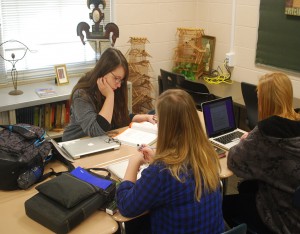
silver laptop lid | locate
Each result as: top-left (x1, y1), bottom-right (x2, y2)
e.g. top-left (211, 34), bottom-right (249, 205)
top-left (61, 136), bottom-right (120, 159)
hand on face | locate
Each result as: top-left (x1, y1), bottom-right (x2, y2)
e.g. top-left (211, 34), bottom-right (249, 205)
top-left (97, 77), bottom-right (114, 98)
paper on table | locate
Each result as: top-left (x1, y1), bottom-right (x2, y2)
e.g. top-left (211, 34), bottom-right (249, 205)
top-left (114, 122), bottom-right (157, 147)
top-left (107, 159), bottom-right (148, 180)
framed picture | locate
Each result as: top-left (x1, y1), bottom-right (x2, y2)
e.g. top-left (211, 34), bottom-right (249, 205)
top-left (201, 35), bottom-right (216, 74)
top-left (54, 64), bottom-right (69, 85)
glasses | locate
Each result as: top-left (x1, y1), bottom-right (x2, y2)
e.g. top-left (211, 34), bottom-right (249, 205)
top-left (111, 72), bottom-right (124, 84)
top-left (105, 137), bottom-right (121, 145)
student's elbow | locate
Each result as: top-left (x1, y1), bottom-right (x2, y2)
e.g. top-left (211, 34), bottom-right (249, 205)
top-left (117, 199), bottom-right (140, 218)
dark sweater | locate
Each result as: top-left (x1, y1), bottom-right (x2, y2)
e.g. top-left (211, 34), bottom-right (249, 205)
top-left (228, 115), bottom-right (300, 234)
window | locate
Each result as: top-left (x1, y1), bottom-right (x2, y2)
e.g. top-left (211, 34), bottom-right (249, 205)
top-left (0, 0), bottom-right (112, 84)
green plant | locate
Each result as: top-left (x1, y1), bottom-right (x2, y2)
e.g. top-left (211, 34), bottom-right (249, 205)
top-left (172, 62), bottom-right (198, 80)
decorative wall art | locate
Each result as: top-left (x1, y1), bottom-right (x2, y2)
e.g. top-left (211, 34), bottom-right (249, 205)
top-left (202, 35), bottom-right (216, 74)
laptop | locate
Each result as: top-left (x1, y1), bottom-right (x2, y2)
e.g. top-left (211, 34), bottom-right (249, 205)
top-left (61, 136), bottom-right (121, 159)
top-left (201, 96), bottom-right (247, 150)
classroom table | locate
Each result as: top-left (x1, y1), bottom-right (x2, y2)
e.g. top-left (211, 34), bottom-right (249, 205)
top-left (0, 115), bottom-right (233, 233)
top-left (197, 78), bottom-right (300, 108)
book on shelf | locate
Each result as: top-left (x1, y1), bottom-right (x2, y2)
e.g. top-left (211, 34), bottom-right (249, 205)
top-left (113, 121), bottom-right (157, 147)
top-left (35, 87), bottom-right (57, 98)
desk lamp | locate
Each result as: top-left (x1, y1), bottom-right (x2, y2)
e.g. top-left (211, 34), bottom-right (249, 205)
top-left (0, 40), bottom-right (33, 95)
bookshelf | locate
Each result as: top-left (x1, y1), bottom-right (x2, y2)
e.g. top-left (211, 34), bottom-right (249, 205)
top-left (0, 78), bottom-right (132, 139)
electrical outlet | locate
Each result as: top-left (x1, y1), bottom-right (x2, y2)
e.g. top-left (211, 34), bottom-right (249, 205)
top-left (226, 52), bottom-right (235, 67)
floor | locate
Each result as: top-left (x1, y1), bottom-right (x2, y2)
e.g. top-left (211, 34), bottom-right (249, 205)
top-left (225, 174), bottom-right (240, 195)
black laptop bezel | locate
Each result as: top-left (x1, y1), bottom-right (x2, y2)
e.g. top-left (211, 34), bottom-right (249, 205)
top-left (201, 96), bottom-right (238, 138)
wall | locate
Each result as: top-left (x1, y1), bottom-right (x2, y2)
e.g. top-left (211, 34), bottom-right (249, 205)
top-left (196, 0), bottom-right (300, 98)
top-left (114, 0), bottom-right (300, 99)
top-left (114, 0), bottom-right (197, 96)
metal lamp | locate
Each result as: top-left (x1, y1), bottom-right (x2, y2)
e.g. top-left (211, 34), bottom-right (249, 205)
top-left (0, 40), bottom-right (33, 95)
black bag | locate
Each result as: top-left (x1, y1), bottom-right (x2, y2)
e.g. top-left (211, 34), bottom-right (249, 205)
top-left (0, 124), bottom-right (52, 190)
top-left (25, 167), bottom-right (116, 234)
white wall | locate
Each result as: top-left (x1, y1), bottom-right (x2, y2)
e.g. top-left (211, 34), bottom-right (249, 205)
top-left (196, 0), bottom-right (300, 98)
top-left (114, 0), bottom-right (197, 95)
top-left (113, 0), bottom-right (300, 98)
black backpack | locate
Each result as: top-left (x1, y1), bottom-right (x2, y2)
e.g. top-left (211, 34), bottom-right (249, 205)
top-left (0, 123), bottom-right (73, 190)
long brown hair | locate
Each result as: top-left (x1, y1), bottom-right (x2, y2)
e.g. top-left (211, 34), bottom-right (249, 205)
top-left (258, 72), bottom-right (300, 121)
top-left (153, 89), bottom-right (221, 201)
top-left (70, 47), bottom-right (130, 127)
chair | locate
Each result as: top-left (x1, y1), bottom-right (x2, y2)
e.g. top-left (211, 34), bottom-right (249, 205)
top-left (159, 69), bottom-right (182, 94)
top-left (293, 185), bottom-right (300, 208)
top-left (241, 82), bottom-right (258, 130)
top-left (222, 223), bottom-right (247, 234)
top-left (176, 76), bottom-right (216, 110)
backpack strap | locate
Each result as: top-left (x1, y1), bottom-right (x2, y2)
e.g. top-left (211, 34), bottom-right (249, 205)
top-left (0, 124), bottom-right (38, 140)
top-left (38, 138), bottom-right (75, 182)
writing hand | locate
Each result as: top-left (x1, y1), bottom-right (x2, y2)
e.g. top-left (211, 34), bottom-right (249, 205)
top-left (138, 144), bottom-right (155, 163)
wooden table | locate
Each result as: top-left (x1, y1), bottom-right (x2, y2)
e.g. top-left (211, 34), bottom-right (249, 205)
top-left (0, 116), bottom-right (233, 233)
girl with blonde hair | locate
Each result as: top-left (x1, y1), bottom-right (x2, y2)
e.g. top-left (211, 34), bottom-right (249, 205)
top-left (117, 89), bottom-right (224, 234)
top-left (223, 72), bottom-right (300, 233)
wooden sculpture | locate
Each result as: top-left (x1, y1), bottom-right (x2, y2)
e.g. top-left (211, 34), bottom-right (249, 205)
top-left (126, 37), bottom-right (155, 114)
top-left (173, 27), bottom-right (206, 80)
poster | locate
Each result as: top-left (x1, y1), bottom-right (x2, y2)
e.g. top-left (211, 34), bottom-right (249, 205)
top-left (285, 0), bottom-right (300, 16)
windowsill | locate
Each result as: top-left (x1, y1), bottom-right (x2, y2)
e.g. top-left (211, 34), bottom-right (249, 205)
top-left (0, 77), bottom-right (79, 112)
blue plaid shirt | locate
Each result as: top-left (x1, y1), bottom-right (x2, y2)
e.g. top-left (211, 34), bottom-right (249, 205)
top-left (117, 163), bottom-right (225, 234)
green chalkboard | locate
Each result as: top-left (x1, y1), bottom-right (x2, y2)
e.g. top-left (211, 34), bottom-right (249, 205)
top-left (256, 0), bottom-right (300, 73)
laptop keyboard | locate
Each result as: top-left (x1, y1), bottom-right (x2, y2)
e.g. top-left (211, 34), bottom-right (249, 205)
top-left (215, 131), bottom-right (244, 144)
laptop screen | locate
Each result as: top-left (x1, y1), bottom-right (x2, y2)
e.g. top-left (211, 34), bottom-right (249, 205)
top-left (202, 97), bottom-right (237, 137)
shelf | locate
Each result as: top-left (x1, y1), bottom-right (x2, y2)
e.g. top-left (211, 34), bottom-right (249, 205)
top-left (0, 78), bottom-right (79, 112)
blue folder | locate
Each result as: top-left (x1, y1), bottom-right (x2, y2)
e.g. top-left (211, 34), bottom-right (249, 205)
top-left (70, 167), bottom-right (112, 190)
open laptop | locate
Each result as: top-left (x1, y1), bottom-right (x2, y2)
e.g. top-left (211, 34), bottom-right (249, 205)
top-left (201, 96), bottom-right (247, 150)
top-left (61, 136), bottom-right (121, 159)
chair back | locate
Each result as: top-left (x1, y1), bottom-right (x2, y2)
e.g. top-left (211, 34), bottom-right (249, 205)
top-left (222, 223), bottom-right (247, 234)
top-left (241, 82), bottom-right (258, 130)
top-left (177, 77), bottom-right (215, 110)
top-left (160, 69), bottom-right (182, 93)
top-left (293, 186), bottom-right (300, 209)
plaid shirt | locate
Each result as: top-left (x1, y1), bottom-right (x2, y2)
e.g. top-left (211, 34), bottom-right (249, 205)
top-left (117, 163), bottom-right (224, 234)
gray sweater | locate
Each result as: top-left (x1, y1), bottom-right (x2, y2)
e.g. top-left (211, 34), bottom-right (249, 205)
top-left (228, 115), bottom-right (300, 234)
top-left (62, 89), bottom-right (107, 141)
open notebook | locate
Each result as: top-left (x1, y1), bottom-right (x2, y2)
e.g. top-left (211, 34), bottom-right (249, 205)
top-left (107, 159), bottom-right (148, 181)
top-left (201, 96), bottom-right (246, 150)
top-left (113, 122), bottom-right (157, 147)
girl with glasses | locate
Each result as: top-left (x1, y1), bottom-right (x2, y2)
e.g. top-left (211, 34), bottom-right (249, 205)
top-left (62, 47), bottom-right (155, 141)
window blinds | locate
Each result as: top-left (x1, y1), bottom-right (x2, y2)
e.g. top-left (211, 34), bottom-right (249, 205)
top-left (0, 0), bottom-right (112, 84)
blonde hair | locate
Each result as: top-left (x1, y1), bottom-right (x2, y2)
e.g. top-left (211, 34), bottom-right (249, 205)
top-left (258, 72), bottom-right (300, 121)
top-left (153, 89), bottom-right (221, 201)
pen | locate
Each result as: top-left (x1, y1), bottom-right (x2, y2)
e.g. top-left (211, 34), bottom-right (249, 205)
top-left (137, 144), bottom-right (156, 150)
